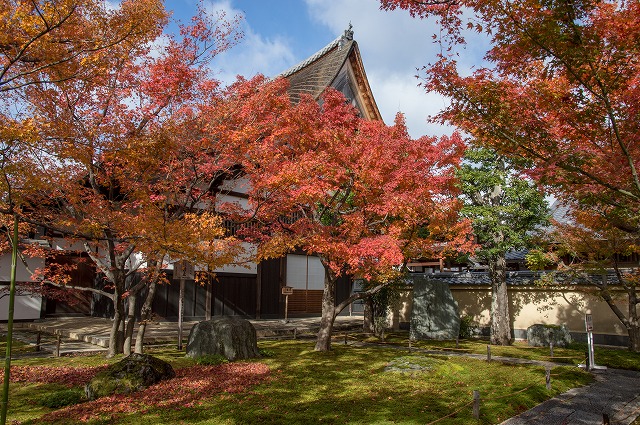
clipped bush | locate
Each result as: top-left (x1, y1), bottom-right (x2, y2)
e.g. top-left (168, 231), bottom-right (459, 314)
top-left (458, 315), bottom-right (479, 339)
top-left (39, 389), bottom-right (85, 408)
top-left (258, 348), bottom-right (275, 358)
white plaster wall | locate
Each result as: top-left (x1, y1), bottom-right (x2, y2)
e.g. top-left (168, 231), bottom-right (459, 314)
top-left (211, 243), bottom-right (257, 274)
top-left (0, 254), bottom-right (43, 282)
top-left (0, 294), bottom-right (42, 320)
top-left (219, 176), bottom-right (251, 194)
top-left (215, 193), bottom-right (249, 210)
top-left (286, 254), bottom-right (325, 290)
top-left (0, 253), bottom-right (44, 320)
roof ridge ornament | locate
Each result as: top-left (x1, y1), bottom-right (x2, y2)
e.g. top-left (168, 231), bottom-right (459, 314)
top-left (344, 23), bottom-right (354, 40)
top-left (338, 23), bottom-right (353, 50)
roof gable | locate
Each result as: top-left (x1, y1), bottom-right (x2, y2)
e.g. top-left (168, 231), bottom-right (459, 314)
top-left (278, 27), bottom-right (382, 122)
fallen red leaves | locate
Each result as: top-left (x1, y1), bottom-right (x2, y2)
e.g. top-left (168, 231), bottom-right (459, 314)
top-left (33, 362), bottom-right (271, 423)
top-left (2, 365), bottom-right (109, 387)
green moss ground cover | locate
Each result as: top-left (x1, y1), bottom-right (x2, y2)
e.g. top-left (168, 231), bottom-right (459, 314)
top-left (0, 338), bottom-right (596, 425)
top-left (355, 332), bottom-right (640, 370)
top-left (0, 335), bottom-right (37, 356)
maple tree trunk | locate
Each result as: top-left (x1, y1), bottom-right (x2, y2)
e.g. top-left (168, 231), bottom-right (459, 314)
top-left (108, 304), bottom-right (124, 358)
top-left (489, 255), bottom-right (512, 345)
top-left (107, 282), bottom-right (126, 358)
top-left (123, 293), bottom-right (137, 356)
top-left (628, 324), bottom-right (640, 353)
top-left (596, 276), bottom-right (640, 353)
top-left (363, 299), bottom-right (374, 334)
top-left (135, 281), bottom-right (157, 354)
top-left (315, 272), bottom-right (337, 352)
top-left (626, 286), bottom-right (640, 353)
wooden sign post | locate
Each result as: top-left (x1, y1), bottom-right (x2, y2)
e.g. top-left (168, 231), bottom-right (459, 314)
top-left (282, 286), bottom-right (293, 323)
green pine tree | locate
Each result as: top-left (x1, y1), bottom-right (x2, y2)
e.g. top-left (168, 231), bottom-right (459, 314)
top-left (458, 146), bottom-right (549, 345)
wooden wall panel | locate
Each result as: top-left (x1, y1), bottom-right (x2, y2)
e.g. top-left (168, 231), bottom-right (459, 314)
top-left (288, 289), bottom-right (323, 314)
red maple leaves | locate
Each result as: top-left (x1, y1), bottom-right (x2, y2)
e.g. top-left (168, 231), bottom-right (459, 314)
top-left (3, 365), bottom-right (108, 388)
top-left (5, 362), bottom-right (270, 423)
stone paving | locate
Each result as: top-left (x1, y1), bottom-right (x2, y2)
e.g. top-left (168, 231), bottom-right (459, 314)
top-left (2, 316), bottom-right (640, 424)
top-left (4, 315), bottom-right (363, 353)
top-left (499, 368), bottom-right (640, 425)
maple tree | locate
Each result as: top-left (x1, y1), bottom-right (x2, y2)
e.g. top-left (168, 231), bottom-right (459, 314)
top-left (1, 0), bottom-right (168, 260)
top-left (1, 0), bottom-right (168, 212)
top-left (458, 146), bottom-right (549, 345)
top-left (0, 2), bottom-right (171, 420)
top-left (379, 0), bottom-right (640, 234)
top-left (381, 0), bottom-right (640, 348)
top-left (218, 79), bottom-right (472, 351)
top-left (8, 4), bottom-right (244, 357)
top-left (527, 209), bottom-right (640, 351)
top-left (0, 0), bottom-right (167, 93)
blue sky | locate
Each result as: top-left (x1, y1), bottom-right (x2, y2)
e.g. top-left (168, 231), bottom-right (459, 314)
top-left (164, 0), bottom-right (486, 138)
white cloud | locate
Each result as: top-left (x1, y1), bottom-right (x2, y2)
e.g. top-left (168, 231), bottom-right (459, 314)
top-left (146, 34), bottom-right (171, 60)
top-left (368, 71), bottom-right (453, 138)
top-left (104, 1), bottom-right (119, 11)
top-left (199, 0), bottom-right (487, 138)
top-left (303, 0), bottom-right (485, 138)
top-left (204, 1), bottom-right (296, 83)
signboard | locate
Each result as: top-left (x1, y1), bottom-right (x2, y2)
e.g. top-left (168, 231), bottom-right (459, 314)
top-left (281, 286), bottom-right (294, 296)
top-left (173, 260), bottom-right (195, 280)
top-left (585, 314), bottom-right (593, 332)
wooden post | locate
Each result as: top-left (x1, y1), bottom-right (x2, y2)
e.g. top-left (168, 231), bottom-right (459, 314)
top-left (456, 337), bottom-right (459, 349)
top-left (255, 263), bottom-right (262, 319)
top-left (55, 334), bottom-right (61, 357)
top-left (545, 367), bottom-right (551, 390)
top-left (178, 277), bottom-right (185, 351)
top-left (205, 281), bottom-right (212, 321)
top-left (550, 340), bottom-right (554, 357)
top-left (472, 390), bottom-right (480, 419)
top-left (487, 345), bottom-right (491, 362)
top-left (1, 215), bottom-right (19, 425)
top-left (35, 332), bottom-right (41, 352)
top-left (284, 294), bottom-right (289, 323)
top-left (293, 328), bottom-right (297, 340)
top-left (344, 333), bottom-right (348, 345)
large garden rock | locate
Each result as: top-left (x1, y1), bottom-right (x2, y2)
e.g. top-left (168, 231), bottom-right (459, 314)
top-left (186, 316), bottom-right (260, 361)
top-left (410, 276), bottom-right (460, 340)
top-left (85, 353), bottom-right (175, 400)
top-left (527, 324), bottom-right (572, 347)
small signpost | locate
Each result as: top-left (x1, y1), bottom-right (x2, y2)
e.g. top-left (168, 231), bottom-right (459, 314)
top-left (282, 286), bottom-right (293, 323)
top-left (579, 313), bottom-right (607, 371)
top-left (173, 260), bottom-right (195, 350)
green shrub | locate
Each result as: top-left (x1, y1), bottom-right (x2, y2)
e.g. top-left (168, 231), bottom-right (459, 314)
top-left (39, 389), bottom-right (85, 409)
top-left (258, 348), bottom-right (275, 357)
top-left (459, 315), bottom-right (478, 339)
top-left (195, 354), bottom-right (229, 365)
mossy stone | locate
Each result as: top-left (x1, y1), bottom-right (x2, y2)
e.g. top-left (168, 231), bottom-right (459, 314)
top-left (85, 353), bottom-right (175, 400)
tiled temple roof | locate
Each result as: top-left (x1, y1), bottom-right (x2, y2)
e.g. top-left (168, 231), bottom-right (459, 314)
top-left (410, 271), bottom-right (622, 286)
top-left (278, 26), bottom-right (382, 121)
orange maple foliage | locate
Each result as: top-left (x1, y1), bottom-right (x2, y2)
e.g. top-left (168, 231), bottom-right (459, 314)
top-left (212, 77), bottom-right (473, 350)
top-left (382, 0), bottom-right (640, 351)
top-left (4, 3), bottom-right (243, 356)
top-left (381, 0), bottom-right (640, 234)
